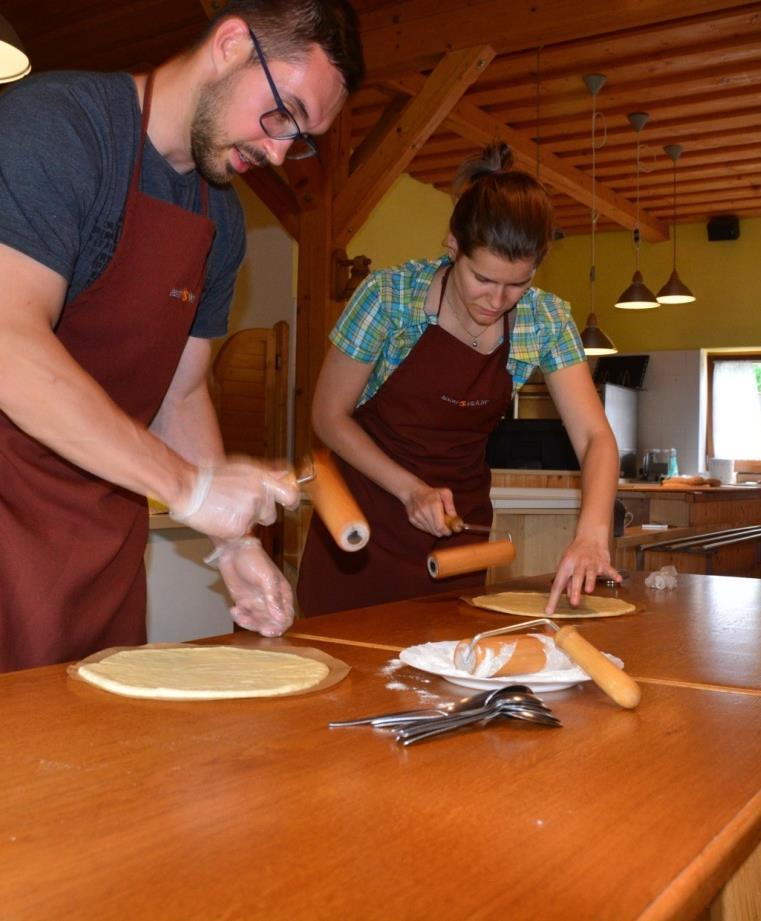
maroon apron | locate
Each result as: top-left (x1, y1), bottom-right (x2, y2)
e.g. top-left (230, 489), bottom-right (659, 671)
top-left (0, 74), bottom-right (216, 671)
top-left (297, 270), bottom-right (513, 616)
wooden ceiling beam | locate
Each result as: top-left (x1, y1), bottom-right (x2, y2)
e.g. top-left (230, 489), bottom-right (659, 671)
top-left (600, 151), bottom-right (761, 175)
top-left (506, 84), bottom-right (761, 138)
top-left (475, 58), bottom-right (761, 127)
top-left (332, 45), bottom-right (495, 247)
top-left (619, 173), bottom-right (761, 197)
top-left (383, 73), bottom-right (668, 242)
top-left (565, 137), bottom-right (761, 171)
top-left (349, 95), bottom-right (410, 177)
top-left (469, 25), bottom-right (761, 103)
top-left (445, 103), bottom-right (667, 241)
top-left (359, 0), bottom-right (755, 79)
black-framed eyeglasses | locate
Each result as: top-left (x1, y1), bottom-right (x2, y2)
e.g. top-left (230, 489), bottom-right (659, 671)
top-left (248, 26), bottom-right (318, 160)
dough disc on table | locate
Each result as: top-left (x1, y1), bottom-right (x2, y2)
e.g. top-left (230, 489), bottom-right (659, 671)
top-left (77, 646), bottom-right (330, 700)
top-left (469, 591), bottom-right (636, 618)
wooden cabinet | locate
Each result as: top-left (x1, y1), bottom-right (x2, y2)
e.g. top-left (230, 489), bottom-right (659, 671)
top-left (616, 483), bottom-right (761, 528)
top-left (488, 471), bottom-right (580, 580)
top-left (614, 484), bottom-right (761, 577)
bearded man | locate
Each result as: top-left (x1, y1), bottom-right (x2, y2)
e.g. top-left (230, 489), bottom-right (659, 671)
top-left (0, 0), bottom-right (364, 671)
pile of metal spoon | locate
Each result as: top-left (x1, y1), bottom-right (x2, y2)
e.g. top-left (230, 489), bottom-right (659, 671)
top-left (329, 684), bottom-right (561, 746)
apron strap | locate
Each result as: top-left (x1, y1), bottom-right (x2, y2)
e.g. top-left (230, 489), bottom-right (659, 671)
top-left (437, 265), bottom-right (452, 318)
top-left (128, 72), bottom-right (210, 217)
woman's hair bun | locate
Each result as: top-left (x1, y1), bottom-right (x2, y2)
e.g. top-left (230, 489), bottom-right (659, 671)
top-left (448, 143), bottom-right (554, 265)
top-left (452, 143), bottom-right (514, 196)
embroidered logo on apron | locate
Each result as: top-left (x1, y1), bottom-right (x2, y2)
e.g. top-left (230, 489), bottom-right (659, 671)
top-left (169, 287), bottom-right (196, 303)
top-left (441, 395), bottom-right (490, 408)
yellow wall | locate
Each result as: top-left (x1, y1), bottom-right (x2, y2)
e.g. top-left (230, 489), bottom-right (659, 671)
top-left (536, 219), bottom-right (761, 352)
top-left (349, 173), bottom-right (453, 269)
top-left (348, 173), bottom-right (761, 353)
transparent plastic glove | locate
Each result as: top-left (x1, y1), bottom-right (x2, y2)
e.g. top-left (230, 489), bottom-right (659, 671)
top-left (207, 537), bottom-right (294, 637)
top-left (645, 565), bottom-right (678, 591)
top-left (169, 463), bottom-right (299, 541)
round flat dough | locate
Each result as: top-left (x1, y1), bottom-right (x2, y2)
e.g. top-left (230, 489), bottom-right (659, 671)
top-left (470, 590), bottom-right (636, 618)
top-left (77, 646), bottom-right (330, 700)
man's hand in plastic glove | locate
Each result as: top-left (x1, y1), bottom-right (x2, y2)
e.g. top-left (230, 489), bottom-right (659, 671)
top-left (208, 537), bottom-right (294, 636)
top-left (169, 461), bottom-right (299, 541)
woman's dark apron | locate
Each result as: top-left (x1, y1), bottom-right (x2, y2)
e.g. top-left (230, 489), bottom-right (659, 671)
top-left (0, 74), bottom-right (215, 670)
top-left (298, 279), bottom-right (513, 616)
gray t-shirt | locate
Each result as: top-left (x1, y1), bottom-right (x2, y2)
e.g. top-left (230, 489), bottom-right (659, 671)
top-left (0, 70), bottom-right (245, 337)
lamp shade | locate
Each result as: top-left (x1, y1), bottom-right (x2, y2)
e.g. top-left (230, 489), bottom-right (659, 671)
top-left (656, 269), bottom-right (696, 305)
top-left (580, 313), bottom-right (617, 356)
top-left (614, 270), bottom-right (659, 310)
top-left (0, 14), bottom-right (31, 84)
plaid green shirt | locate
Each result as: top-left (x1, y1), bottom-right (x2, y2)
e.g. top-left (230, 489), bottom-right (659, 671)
top-left (330, 254), bottom-right (585, 407)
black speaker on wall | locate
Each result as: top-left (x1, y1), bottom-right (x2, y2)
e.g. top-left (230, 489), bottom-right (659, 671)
top-left (707, 214), bottom-right (740, 241)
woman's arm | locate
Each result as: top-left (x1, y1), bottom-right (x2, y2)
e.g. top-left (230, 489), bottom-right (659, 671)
top-left (312, 346), bottom-right (457, 535)
top-left (543, 361), bottom-right (621, 613)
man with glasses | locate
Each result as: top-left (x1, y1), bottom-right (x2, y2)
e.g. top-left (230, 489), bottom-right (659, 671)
top-left (0, 0), bottom-right (364, 671)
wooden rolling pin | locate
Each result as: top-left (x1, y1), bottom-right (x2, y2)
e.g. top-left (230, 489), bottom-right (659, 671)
top-left (554, 625), bottom-right (641, 709)
top-left (303, 449), bottom-right (370, 552)
top-left (455, 620), bottom-right (641, 709)
top-left (454, 634), bottom-right (546, 676)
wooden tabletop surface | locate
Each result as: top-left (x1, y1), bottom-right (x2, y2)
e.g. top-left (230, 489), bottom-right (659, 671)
top-left (2, 573), bottom-right (761, 921)
top-left (290, 572), bottom-right (761, 693)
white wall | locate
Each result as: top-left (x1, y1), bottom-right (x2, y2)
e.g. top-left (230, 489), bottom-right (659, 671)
top-left (636, 350), bottom-right (704, 474)
top-left (227, 179), bottom-right (295, 331)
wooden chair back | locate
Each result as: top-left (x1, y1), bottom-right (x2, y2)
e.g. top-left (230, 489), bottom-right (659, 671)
top-left (211, 322), bottom-right (289, 565)
top-left (212, 322), bottom-right (289, 460)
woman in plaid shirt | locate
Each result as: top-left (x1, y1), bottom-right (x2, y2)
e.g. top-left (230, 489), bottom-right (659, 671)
top-left (298, 143), bottom-right (621, 616)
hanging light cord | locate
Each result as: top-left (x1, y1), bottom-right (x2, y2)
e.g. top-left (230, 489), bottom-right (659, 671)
top-left (535, 46), bottom-right (542, 178)
top-left (634, 129), bottom-right (642, 271)
top-left (589, 89), bottom-right (606, 310)
top-left (671, 158), bottom-right (678, 271)
top-left (590, 88), bottom-right (598, 313)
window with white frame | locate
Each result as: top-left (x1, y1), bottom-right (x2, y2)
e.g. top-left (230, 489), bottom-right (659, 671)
top-left (708, 355), bottom-right (761, 465)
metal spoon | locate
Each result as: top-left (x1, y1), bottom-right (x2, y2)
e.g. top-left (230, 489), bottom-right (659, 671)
top-left (328, 684), bottom-right (532, 728)
top-left (394, 695), bottom-right (558, 737)
top-left (396, 694), bottom-right (561, 745)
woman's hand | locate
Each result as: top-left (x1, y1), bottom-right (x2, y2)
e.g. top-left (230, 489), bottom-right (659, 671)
top-left (403, 483), bottom-right (458, 536)
top-left (546, 529), bottom-right (621, 615)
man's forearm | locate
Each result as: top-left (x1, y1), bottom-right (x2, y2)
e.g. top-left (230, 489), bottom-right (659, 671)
top-left (0, 325), bottom-right (195, 507)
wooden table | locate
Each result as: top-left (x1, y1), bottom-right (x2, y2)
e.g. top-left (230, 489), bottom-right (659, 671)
top-left (2, 573), bottom-right (761, 921)
top-left (290, 572), bottom-right (761, 693)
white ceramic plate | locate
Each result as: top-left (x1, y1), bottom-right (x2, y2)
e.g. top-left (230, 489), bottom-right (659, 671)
top-left (398, 641), bottom-right (624, 694)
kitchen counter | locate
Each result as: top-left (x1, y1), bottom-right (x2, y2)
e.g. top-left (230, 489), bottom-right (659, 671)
top-left (617, 482), bottom-right (761, 528)
top-left (617, 482), bottom-right (761, 496)
top-left (2, 572), bottom-right (761, 921)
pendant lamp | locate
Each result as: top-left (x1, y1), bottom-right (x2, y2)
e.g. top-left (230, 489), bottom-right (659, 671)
top-left (0, 14), bottom-right (30, 84)
top-left (580, 74), bottom-right (617, 356)
top-left (656, 144), bottom-right (695, 304)
top-left (615, 112), bottom-right (658, 310)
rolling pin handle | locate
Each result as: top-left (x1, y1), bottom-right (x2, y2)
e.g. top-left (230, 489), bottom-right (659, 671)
top-left (554, 625), bottom-right (641, 709)
top-left (444, 514), bottom-right (465, 533)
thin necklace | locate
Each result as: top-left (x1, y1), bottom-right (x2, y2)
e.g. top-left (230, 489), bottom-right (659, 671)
top-left (445, 286), bottom-right (486, 348)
